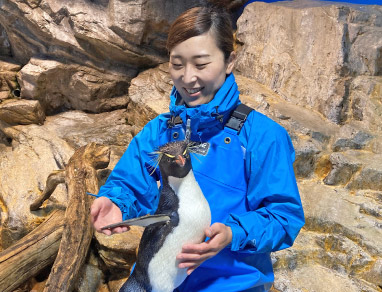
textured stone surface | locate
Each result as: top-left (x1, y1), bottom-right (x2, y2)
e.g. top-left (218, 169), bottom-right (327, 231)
top-left (0, 0), bottom-right (199, 68)
top-left (0, 24), bottom-right (11, 57)
top-left (0, 58), bottom-right (21, 101)
top-left (94, 227), bottom-right (144, 275)
top-left (235, 1), bottom-right (382, 124)
top-left (43, 109), bottom-right (132, 150)
top-left (127, 63), bottom-right (172, 129)
top-left (323, 152), bottom-right (361, 186)
top-left (0, 121), bottom-right (73, 249)
top-left (17, 58), bottom-right (133, 114)
top-left (0, 99), bottom-right (45, 125)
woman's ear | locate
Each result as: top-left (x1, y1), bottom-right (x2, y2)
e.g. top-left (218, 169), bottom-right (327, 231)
top-left (225, 51), bottom-right (236, 74)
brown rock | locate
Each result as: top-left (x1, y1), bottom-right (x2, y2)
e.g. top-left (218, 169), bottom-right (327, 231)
top-left (0, 58), bottom-right (22, 102)
top-left (18, 58), bottom-right (133, 114)
top-left (94, 227), bottom-right (143, 274)
top-left (0, 99), bottom-right (45, 125)
top-left (0, 120), bottom-right (74, 248)
top-left (127, 63), bottom-right (172, 128)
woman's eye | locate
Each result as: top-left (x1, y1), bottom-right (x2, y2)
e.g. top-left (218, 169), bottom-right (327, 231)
top-left (171, 63), bottom-right (183, 69)
top-left (196, 63), bottom-right (208, 69)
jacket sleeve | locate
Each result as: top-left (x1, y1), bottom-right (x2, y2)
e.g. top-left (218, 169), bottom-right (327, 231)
top-left (225, 114), bottom-right (305, 253)
top-left (96, 118), bottom-right (161, 220)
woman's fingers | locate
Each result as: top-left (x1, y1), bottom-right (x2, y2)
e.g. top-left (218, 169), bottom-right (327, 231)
top-left (90, 197), bottom-right (127, 235)
top-left (176, 223), bottom-right (233, 274)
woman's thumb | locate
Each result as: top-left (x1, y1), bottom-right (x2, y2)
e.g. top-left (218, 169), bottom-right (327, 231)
top-left (90, 200), bottom-right (101, 218)
top-left (206, 223), bottom-right (220, 238)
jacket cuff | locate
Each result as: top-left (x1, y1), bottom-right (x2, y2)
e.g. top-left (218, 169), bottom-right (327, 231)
top-left (101, 187), bottom-right (136, 220)
top-left (109, 197), bottom-right (131, 220)
top-left (225, 221), bottom-right (248, 251)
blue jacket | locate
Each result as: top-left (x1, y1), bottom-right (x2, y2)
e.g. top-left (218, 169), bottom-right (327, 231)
top-left (97, 73), bottom-right (305, 291)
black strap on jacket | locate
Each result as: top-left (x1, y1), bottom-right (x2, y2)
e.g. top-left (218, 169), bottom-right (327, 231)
top-left (225, 103), bottom-right (253, 134)
top-left (167, 115), bottom-right (183, 128)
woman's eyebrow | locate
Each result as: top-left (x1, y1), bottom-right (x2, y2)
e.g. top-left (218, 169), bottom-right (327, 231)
top-left (193, 54), bottom-right (210, 59)
top-left (170, 54), bottom-right (211, 59)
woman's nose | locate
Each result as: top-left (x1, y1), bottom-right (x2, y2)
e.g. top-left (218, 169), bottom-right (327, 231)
top-left (182, 65), bottom-right (197, 83)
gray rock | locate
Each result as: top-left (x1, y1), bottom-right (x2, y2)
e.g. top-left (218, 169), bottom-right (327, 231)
top-left (76, 250), bottom-right (104, 292)
top-left (324, 152), bottom-right (361, 186)
top-left (333, 131), bottom-right (374, 152)
top-left (0, 0), bottom-right (199, 68)
top-left (293, 139), bottom-right (321, 178)
top-left (0, 24), bottom-right (11, 56)
top-left (272, 264), bottom-right (380, 292)
top-left (235, 1), bottom-right (382, 124)
top-left (348, 77), bottom-right (382, 132)
top-left (299, 180), bottom-right (382, 257)
top-left (348, 165), bottom-right (382, 191)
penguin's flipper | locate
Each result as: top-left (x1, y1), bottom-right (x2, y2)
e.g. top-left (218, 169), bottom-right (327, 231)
top-left (101, 214), bottom-right (170, 230)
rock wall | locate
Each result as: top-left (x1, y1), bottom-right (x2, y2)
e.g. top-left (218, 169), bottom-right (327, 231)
top-left (235, 1), bottom-right (382, 125)
top-left (0, 0), bottom-right (381, 292)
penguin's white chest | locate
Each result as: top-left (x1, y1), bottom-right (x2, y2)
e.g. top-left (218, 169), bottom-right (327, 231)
top-left (148, 170), bottom-right (211, 292)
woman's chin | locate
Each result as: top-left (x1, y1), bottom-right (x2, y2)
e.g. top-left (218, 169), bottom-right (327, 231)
top-left (182, 95), bottom-right (213, 107)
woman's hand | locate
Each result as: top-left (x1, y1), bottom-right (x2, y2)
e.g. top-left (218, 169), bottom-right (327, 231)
top-left (176, 223), bottom-right (232, 275)
top-left (90, 196), bottom-right (129, 235)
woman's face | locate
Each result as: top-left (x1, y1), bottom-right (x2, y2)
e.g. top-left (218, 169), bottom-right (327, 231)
top-left (169, 32), bottom-right (235, 107)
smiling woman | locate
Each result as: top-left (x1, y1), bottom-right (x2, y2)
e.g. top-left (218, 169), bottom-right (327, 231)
top-left (168, 32), bottom-right (235, 107)
top-left (166, 6), bottom-right (235, 107)
top-left (91, 2), bottom-right (305, 292)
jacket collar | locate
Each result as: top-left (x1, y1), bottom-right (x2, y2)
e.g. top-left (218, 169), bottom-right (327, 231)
top-left (169, 73), bottom-right (240, 137)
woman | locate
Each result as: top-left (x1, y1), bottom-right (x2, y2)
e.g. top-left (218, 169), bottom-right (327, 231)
top-left (91, 4), bottom-right (304, 292)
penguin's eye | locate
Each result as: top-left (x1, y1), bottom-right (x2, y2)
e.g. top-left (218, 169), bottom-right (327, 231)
top-left (163, 153), bottom-right (174, 163)
top-left (164, 153), bottom-right (175, 158)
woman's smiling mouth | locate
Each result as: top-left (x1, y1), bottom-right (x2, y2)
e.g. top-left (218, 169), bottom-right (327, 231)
top-left (185, 87), bottom-right (203, 94)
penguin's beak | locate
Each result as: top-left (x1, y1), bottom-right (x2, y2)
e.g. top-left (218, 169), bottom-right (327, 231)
top-left (175, 155), bottom-right (186, 167)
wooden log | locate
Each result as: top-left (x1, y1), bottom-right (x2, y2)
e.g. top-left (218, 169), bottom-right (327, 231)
top-left (43, 143), bottom-right (110, 292)
top-left (30, 170), bottom-right (66, 211)
top-left (0, 209), bottom-right (65, 292)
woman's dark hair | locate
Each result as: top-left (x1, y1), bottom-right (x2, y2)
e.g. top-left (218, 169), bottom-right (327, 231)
top-left (166, 5), bottom-right (234, 61)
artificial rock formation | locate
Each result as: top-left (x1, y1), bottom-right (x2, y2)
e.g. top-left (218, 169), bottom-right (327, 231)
top-left (235, 1), bottom-right (382, 125)
top-left (0, 99), bottom-right (45, 125)
top-left (0, 1), bottom-right (381, 292)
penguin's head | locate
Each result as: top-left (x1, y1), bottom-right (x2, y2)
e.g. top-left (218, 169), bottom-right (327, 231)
top-left (156, 140), bottom-right (192, 179)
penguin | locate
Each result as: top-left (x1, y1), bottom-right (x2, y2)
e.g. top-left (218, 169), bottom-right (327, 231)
top-left (118, 139), bottom-right (211, 292)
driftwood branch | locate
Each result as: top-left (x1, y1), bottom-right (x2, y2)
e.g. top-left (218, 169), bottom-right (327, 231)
top-left (0, 209), bottom-right (65, 292)
top-left (43, 142), bottom-right (110, 292)
top-left (0, 143), bottom-right (110, 292)
top-left (30, 170), bottom-right (66, 211)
